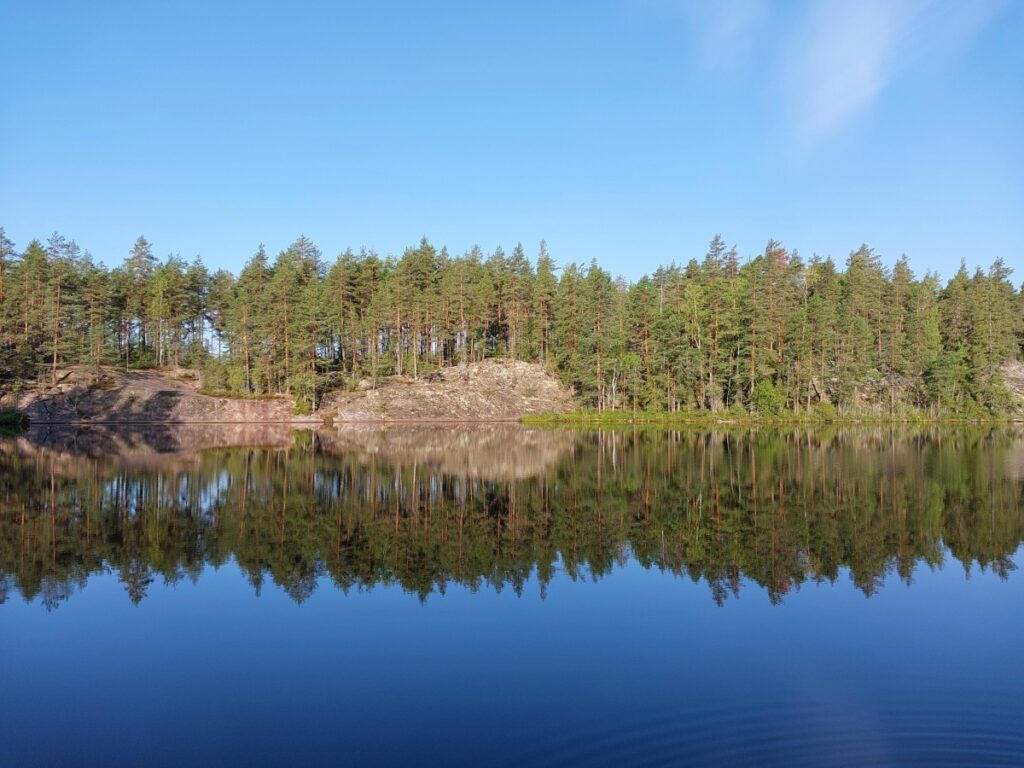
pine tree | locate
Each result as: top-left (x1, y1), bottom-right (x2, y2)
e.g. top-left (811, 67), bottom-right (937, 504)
top-left (0, 225), bottom-right (1020, 417)
top-left (531, 241), bottom-right (557, 367)
top-left (125, 236), bottom-right (157, 363)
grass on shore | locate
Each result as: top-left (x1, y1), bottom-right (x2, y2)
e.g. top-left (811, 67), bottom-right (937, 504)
top-left (197, 388), bottom-right (288, 400)
top-left (521, 407), bottom-right (1021, 427)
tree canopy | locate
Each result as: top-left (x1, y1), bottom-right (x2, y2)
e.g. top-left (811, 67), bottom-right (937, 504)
top-left (1, 226), bottom-right (1021, 415)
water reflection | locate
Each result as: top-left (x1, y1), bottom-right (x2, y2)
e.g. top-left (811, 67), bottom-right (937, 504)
top-left (1, 425), bottom-right (1021, 608)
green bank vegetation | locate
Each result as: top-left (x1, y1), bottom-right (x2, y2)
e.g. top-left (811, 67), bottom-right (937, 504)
top-left (523, 404), bottom-right (1019, 426)
top-left (0, 407), bottom-right (27, 429)
top-left (1, 227), bottom-right (1021, 416)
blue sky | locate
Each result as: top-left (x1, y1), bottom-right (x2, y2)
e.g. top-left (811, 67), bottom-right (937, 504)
top-left (1, 0), bottom-right (1021, 281)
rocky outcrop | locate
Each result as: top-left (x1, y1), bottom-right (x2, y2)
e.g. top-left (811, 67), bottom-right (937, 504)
top-left (14, 366), bottom-right (319, 424)
top-left (320, 359), bottom-right (574, 422)
top-left (1003, 361), bottom-right (1024, 417)
top-left (9, 360), bottom-right (575, 424)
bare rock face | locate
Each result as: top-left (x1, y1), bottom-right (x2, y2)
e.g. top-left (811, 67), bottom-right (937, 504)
top-left (320, 359), bottom-right (575, 422)
top-left (16, 366), bottom-right (319, 424)
top-left (1003, 362), bottom-right (1024, 417)
top-left (11, 360), bottom-right (574, 425)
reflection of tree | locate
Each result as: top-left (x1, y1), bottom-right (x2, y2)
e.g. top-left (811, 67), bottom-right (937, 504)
top-left (0, 427), bottom-right (1021, 608)
top-left (119, 559), bottom-right (154, 605)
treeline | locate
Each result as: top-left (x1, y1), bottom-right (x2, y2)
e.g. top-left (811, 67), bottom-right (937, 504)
top-left (1, 227), bottom-right (1022, 414)
top-left (2, 428), bottom-right (1021, 607)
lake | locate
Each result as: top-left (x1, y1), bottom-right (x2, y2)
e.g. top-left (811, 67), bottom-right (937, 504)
top-left (2, 424), bottom-right (1022, 767)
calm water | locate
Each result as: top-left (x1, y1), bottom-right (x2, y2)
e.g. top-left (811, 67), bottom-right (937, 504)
top-left (2, 424), bottom-right (1022, 767)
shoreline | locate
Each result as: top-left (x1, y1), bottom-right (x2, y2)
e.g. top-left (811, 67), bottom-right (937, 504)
top-left (522, 413), bottom-right (1024, 426)
top-left (10, 363), bottom-right (1022, 427)
top-left (10, 414), bottom-right (1023, 428)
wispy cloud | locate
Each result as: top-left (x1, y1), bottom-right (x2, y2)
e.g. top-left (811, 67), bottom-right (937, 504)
top-left (639, 0), bottom-right (768, 69)
top-left (784, 0), bottom-right (1007, 139)
top-left (694, 0), bottom-right (768, 53)
top-left (646, 0), bottom-right (1008, 138)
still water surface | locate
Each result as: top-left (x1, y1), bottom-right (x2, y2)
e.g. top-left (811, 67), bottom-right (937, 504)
top-left (2, 424), bottom-right (1022, 767)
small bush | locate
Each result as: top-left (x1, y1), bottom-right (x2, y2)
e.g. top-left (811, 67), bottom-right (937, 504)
top-left (752, 380), bottom-right (785, 417)
top-left (0, 407), bottom-right (28, 428)
top-left (201, 361), bottom-right (229, 393)
top-left (813, 401), bottom-right (838, 422)
top-left (727, 401), bottom-right (748, 418)
top-left (957, 396), bottom-right (990, 421)
top-left (227, 365), bottom-right (249, 394)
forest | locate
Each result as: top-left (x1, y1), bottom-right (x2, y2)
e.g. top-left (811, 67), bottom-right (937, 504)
top-left (1, 226), bottom-right (1022, 416)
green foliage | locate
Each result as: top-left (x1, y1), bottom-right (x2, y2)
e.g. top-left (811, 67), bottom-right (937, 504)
top-left (752, 379), bottom-right (785, 416)
top-left (925, 350), bottom-right (968, 411)
top-left (0, 407), bottom-right (27, 428)
top-left (289, 371), bottom-right (316, 413)
top-left (0, 225), bottom-right (1021, 417)
top-left (813, 401), bottom-right (838, 422)
top-left (200, 359), bottom-right (230, 393)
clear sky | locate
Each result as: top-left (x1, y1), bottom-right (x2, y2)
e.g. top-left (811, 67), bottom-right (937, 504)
top-left (1, 0), bottom-right (1021, 281)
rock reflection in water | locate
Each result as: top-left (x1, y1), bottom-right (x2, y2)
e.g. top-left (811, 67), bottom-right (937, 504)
top-left (0, 425), bottom-right (1021, 608)
top-left (320, 423), bottom-right (576, 480)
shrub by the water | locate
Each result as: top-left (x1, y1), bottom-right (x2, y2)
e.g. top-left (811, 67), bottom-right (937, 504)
top-left (752, 380), bottom-right (785, 417)
top-left (0, 407), bottom-right (28, 429)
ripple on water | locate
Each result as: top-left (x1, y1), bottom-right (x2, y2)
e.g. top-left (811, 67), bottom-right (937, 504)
top-left (497, 690), bottom-right (1024, 767)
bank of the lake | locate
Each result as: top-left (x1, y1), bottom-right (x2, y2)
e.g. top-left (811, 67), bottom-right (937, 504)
top-left (0, 406), bottom-right (28, 428)
top-left (8, 359), bottom-right (1023, 426)
top-left (522, 409), bottom-right (1024, 427)
top-left (9, 360), bottom-right (575, 425)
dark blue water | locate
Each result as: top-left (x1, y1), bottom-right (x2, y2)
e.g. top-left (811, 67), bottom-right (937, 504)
top-left (2, 425), bottom-right (1022, 766)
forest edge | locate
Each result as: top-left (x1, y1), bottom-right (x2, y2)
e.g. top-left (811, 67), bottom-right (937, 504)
top-left (5, 358), bottom-right (1023, 426)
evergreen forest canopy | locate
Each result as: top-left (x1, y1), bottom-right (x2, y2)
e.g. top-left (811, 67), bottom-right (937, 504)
top-left (1, 226), bottom-right (1022, 416)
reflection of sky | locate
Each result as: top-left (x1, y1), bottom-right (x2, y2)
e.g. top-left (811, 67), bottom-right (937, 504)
top-left (4, 548), bottom-right (1022, 767)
